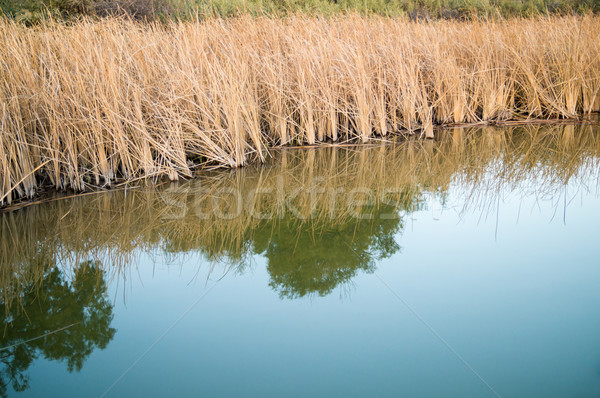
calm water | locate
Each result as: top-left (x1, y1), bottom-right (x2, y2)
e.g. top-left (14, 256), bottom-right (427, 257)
top-left (1, 124), bottom-right (600, 397)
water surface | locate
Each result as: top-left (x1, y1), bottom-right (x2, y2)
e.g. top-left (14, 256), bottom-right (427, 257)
top-left (1, 124), bottom-right (600, 397)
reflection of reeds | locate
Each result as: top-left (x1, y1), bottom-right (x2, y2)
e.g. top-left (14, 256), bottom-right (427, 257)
top-left (1, 123), bottom-right (598, 308)
top-left (1, 16), bottom-right (599, 204)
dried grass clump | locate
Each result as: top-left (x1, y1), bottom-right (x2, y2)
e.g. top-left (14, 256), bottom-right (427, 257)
top-left (1, 15), bottom-right (599, 205)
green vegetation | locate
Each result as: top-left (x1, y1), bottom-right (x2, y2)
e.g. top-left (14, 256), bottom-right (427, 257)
top-left (0, 261), bottom-right (115, 397)
top-left (0, 0), bottom-right (598, 22)
top-left (255, 202), bottom-right (404, 298)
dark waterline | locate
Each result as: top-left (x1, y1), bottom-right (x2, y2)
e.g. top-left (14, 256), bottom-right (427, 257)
top-left (1, 123), bottom-right (600, 397)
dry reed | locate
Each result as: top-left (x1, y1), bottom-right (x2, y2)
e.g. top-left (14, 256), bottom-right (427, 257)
top-left (1, 15), bottom-right (599, 205)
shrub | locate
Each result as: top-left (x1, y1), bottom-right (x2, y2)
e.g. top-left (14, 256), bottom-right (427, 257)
top-left (0, 0), bottom-right (176, 22)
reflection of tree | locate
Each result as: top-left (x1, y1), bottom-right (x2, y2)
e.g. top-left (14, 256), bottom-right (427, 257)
top-left (0, 261), bottom-right (115, 397)
top-left (251, 191), bottom-right (417, 299)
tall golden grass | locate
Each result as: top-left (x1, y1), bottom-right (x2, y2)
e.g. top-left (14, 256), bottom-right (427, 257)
top-left (1, 15), bottom-right (599, 204)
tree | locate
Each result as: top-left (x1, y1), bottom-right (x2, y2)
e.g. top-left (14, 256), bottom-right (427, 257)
top-left (0, 261), bottom-right (116, 397)
top-left (250, 200), bottom-right (409, 299)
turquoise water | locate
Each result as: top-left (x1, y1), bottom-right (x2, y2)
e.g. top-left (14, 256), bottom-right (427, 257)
top-left (1, 124), bottom-right (600, 397)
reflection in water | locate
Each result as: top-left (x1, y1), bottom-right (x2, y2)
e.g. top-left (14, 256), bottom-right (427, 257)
top-left (0, 261), bottom-right (115, 397)
top-left (254, 200), bottom-right (405, 298)
top-left (1, 123), bottom-right (599, 300)
top-left (0, 123), bottom-right (599, 395)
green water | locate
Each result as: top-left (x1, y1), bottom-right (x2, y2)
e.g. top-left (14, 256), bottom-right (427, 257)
top-left (1, 124), bottom-right (599, 397)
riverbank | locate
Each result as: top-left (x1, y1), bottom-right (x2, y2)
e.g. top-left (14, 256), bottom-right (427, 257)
top-left (1, 15), bottom-right (599, 206)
